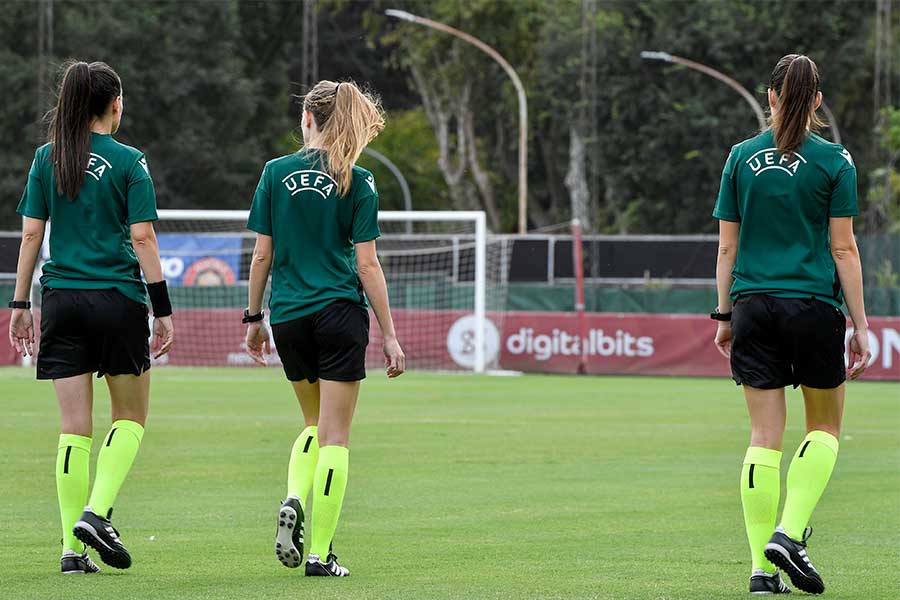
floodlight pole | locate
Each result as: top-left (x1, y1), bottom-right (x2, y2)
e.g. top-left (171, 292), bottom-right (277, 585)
top-left (386, 9), bottom-right (529, 234)
top-left (640, 51), bottom-right (841, 143)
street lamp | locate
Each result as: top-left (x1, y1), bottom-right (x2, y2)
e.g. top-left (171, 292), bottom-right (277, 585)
top-left (386, 9), bottom-right (529, 234)
top-left (640, 51), bottom-right (841, 144)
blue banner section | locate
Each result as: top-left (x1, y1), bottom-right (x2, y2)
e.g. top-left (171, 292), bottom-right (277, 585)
top-left (157, 234), bottom-right (242, 286)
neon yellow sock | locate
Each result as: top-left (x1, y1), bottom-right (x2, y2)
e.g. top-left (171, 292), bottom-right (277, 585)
top-left (88, 420), bottom-right (144, 517)
top-left (741, 446), bottom-right (781, 573)
top-left (57, 434), bottom-right (92, 553)
top-left (780, 431), bottom-right (839, 540)
top-left (309, 445), bottom-right (349, 558)
top-left (287, 425), bottom-right (319, 504)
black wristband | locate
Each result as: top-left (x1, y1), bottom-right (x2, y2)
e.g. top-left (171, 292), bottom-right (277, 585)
top-left (710, 308), bottom-right (732, 322)
top-left (243, 308), bottom-right (264, 324)
top-left (147, 281), bottom-right (173, 317)
top-left (8, 300), bottom-right (31, 309)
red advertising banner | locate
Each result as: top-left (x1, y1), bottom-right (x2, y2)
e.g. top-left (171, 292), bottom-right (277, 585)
top-left (2, 309), bottom-right (899, 381)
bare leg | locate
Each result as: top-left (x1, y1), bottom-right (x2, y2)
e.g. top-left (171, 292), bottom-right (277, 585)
top-left (54, 373), bottom-right (93, 553)
top-left (745, 385), bottom-right (787, 451)
top-left (105, 372), bottom-right (150, 426)
top-left (55, 374), bottom-right (94, 436)
top-left (317, 380), bottom-right (360, 447)
top-left (306, 379), bottom-right (360, 562)
top-left (800, 384), bottom-right (844, 438)
top-left (741, 385), bottom-right (786, 575)
top-left (85, 372), bottom-right (150, 519)
top-left (292, 379), bottom-right (320, 426)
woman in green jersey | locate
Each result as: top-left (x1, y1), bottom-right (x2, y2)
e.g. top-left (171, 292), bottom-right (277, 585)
top-left (712, 55), bottom-right (871, 595)
top-left (244, 80), bottom-right (405, 577)
top-left (9, 61), bottom-right (174, 573)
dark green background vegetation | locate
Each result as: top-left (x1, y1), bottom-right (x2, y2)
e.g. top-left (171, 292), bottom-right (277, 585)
top-left (1, 0), bottom-right (898, 234)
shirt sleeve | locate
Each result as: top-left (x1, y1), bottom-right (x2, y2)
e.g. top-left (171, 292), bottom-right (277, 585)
top-left (16, 150), bottom-right (49, 221)
top-left (829, 150), bottom-right (858, 217)
top-left (352, 172), bottom-right (380, 243)
top-left (247, 165), bottom-right (272, 236)
top-left (126, 154), bottom-right (159, 224)
top-left (712, 146), bottom-right (740, 222)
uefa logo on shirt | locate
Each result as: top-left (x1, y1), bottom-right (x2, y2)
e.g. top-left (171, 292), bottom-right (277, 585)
top-left (86, 153), bottom-right (112, 181)
top-left (282, 170), bottom-right (337, 198)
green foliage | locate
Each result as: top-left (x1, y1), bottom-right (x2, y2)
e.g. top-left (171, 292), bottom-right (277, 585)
top-left (358, 108), bottom-right (450, 211)
top-left (1, 1), bottom-right (897, 235)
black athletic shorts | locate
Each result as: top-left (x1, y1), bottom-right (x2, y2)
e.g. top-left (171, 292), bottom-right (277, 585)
top-left (271, 300), bottom-right (369, 383)
top-left (730, 294), bottom-right (846, 390)
top-left (37, 288), bottom-right (151, 380)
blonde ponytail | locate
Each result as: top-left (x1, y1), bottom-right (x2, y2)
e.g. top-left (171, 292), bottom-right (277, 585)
top-left (303, 80), bottom-right (385, 196)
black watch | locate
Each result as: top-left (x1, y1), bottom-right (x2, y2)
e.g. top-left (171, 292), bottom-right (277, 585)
top-left (710, 308), bottom-right (732, 322)
top-left (8, 300), bottom-right (31, 309)
top-left (242, 308), bottom-right (264, 324)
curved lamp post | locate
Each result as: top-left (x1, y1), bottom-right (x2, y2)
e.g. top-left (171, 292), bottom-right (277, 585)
top-left (386, 8), bottom-right (529, 233)
top-left (641, 51), bottom-right (841, 144)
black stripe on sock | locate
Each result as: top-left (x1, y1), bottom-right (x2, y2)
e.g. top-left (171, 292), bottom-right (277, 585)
top-left (748, 463), bottom-right (755, 488)
top-left (63, 446), bottom-right (72, 474)
top-left (106, 429), bottom-right (117, 447)
top-left (323, 468), bottom-right (334, 496)
top-left (303, 436), bottom-right (314, 453)
top-left (799, 440), bottom-right (811, 457)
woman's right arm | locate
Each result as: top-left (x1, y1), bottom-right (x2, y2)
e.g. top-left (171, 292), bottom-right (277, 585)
top-left (830, 216), bottom-right (870, 379)
top-left (356, 240), bottom-right (405, 377)
top-left (8, 217), bottom-right (45, 356)
top-left (131, 221), bottom-right (174, 358)
top-left (244, 233), bottom-right (273, 366)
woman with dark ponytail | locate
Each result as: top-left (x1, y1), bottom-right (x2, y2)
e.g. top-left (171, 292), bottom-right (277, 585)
top-left (244, 80), bottom-right (405, 577)
top-left (9, 60), bottom-right (174, 574)
top-left (712, 54), bottom-right (869, 595)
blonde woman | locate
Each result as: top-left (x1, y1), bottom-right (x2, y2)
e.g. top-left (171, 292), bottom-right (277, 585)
top-left (244, 80), bottom-right (405, 577)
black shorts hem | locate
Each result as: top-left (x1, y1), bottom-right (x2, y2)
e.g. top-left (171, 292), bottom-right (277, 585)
top-left (36, 363), bottom-right (151, 381)
top-left (732, 376), bottom-right (793, 390)
top-left (283, 371), bottom-right (367, 384)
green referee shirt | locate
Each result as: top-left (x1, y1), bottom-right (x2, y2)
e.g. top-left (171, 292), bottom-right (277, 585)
top-left (16, 133), bottom-right (158, 304)
top-left (247, 149), bottom-right (380, 325)
top-left (713, 129), bottom-right (858, 308)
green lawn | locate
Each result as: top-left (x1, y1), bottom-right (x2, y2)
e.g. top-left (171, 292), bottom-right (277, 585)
top-left (1, 368), bottom-right (898, 599)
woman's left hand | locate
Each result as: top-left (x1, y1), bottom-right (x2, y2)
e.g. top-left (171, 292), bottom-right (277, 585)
top-left (714, 322), bottom-right (732, 358)
top-left (245, 321), bottom-right (272, 366)
top-left (8, 308), bottom-right (35, 357)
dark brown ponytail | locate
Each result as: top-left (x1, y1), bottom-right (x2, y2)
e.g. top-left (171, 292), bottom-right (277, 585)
top-left (769, 54), bottom-right (825, 157)
top-left (48, 60), bottom-right (122, 199)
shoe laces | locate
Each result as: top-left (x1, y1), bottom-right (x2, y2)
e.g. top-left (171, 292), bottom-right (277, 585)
top-left (800, 526), bottom-right (813, 546)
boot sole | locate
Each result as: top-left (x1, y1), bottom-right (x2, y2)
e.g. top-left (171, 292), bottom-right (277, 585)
top-left (764, 544), bottom-right (824, 595)
top-left (73, 520), bottom-right (131, 570)
top-left (275, 505), bottom-right (303, 568)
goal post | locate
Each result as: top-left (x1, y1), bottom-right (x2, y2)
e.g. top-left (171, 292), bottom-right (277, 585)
top-left (154, 209), bottom-right (497, 373)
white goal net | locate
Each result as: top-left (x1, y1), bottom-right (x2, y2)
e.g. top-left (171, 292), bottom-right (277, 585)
top-left (149, 210), bottom-right (509, 373)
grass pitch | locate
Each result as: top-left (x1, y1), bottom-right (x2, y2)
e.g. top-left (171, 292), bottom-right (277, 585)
top-left (1, 368), bottom-right (898, 600)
